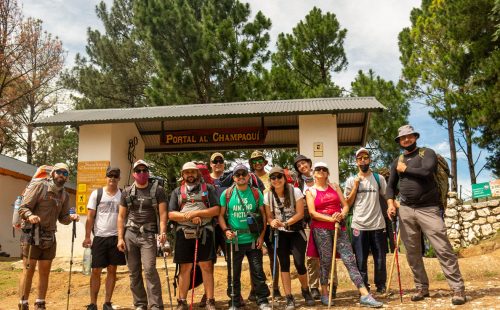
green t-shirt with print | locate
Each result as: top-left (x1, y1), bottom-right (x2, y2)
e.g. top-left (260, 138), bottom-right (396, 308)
top-left (220, 186), bottom-right (264, 245)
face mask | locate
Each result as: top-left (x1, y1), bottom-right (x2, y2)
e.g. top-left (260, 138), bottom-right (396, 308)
top-left (359, 164), bottom-right (370, 173)
top-left (403, 142), bottom-right (417, 152)
top-left (133, 172), bottom-right (149, 185)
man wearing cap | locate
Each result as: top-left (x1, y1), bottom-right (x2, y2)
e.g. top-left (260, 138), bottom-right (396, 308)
top-left (344, 148), bottom-right (388, 294)
top-left (18, 163), bottom-right (79, 310)
top-left (117, 160), bottom-right (167, 310)
top-left (387, 125), bottom-right (466, 305)
top-left (209, 152), bottom-right (225, 183)
top-left (83, 166), bottom-right (126, 310)
top-left (249, 150), bottom-right (269, 192)
top-left (168, 162), bottom-right (220, 310)
top-left (218, 164), bottom-right (271, 310)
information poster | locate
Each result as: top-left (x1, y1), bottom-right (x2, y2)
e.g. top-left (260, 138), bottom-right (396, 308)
top-left (76, 161), bottom-right (110, 215)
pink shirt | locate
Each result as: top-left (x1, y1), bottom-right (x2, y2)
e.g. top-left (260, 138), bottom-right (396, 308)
top-left (310, 186), bottom-right (341, 230)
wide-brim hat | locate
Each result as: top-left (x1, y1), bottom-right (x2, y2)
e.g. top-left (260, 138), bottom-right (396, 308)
top-left (249, 150), bottom-right (268, 165)
top-left (395, 125), bottom-right (420, 142)
top-left (293, 154), bottom-right (312, 171)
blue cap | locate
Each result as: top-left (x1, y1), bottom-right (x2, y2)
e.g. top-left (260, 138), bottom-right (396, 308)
top-left (233, 164), bottom-right (248, 173)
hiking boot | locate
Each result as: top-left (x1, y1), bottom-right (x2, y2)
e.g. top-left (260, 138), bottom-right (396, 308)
top-left (199, 293), bottom-right (207, 307)
top-left (18, 303), bottom-right (29, 310)
top-left (285, 295), bottom-right (295, 310)
top-left (376, 286), bottom-right (386, 294)
top-left (310, 287), bottom-right (321, 300)
top-left (239, 294), bottom-right (246, 307)
top-left (331, 285), bottom-right (337, 299)
top-left (301, 288), bottom-right (315, 306)
top-left (247, 291), bottom-right (257, 302)
top-left (258, 302), bottom-right (271, 310)
top-left (451, 290), bottom-right (466, 305)
top-left (273, 288), bottom-right (282, 300)
top-left (176, 299), bottom-right (188, 310)
top-left (360, 294), bottom-right (383, 308)
top-left (34, 301), bottom-right (46, 310)
top-left (86, 304), bottom-right (98, 310)
top-left (103, 302), bottom-right (114, 310)
top-left (320, 295), bottom-right (332, 306)
top-left (205, 298), bottom-right (216, 310)
top-left (411, 288), bottom-right (430, 301)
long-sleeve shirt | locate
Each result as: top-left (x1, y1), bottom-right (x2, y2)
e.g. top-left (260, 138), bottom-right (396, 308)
top-left (386, 147), bottom-right (439, 208)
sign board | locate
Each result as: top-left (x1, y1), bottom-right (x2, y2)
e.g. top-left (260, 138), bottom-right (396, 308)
top-left (471, 182), bottom-right (492, 199)
top-left (161, 127), bottom-right (267, 145)
top-left (313, 142), bottom-right (324, 157)
top-left (490, 179), bottom-right (500, 198)
top-left (76, 161), bottom-right (109, 215)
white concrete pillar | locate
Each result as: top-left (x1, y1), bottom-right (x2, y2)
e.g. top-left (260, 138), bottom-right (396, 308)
top-left (298, 114), bottom-right (339, 183)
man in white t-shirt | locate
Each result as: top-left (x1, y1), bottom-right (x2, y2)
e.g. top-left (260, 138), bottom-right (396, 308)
top-left (82, 166), bottom-right (126, 310)
top-left (344, 148), bottom-right (388, 294)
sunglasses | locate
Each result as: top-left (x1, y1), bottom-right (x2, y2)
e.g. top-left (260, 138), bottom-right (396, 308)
top-left (55, 170), bottom-right (69, 177)
top-left (314, 167), bottom-right (328, 173)
top-left (251, 158), bottom-right (264, 164)
top-left (356, 155), bottom-right (370, 161)
top-left (212, 159), bottom-right (224, 164)
top-left (134, 169), bottom-right (149, 173)
top-left (270, 174), bottom-right (284, 181)
top-left (234, 171), bottom-right (249, 178)
top-left (107, 174), bottom-right (120, 179)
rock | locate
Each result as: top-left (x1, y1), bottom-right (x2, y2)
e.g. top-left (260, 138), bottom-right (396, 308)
top-left (447, 229), bottom-right (460, 239)
top-left (473, 217), bottom-right (487, 225)
top-left (497, 214), bottom-right (500, 221)
top-left (473, 202), bottom-right (489, 209)
top-left (473, 225), bottom-right (481, 235)
top-left (445, 208), bottom-right (458, 217)
top-left (487, 200), bottom-right (499, 207)
top-left (462, 204), bottom-right (472, 211)
top-left (457, 205), bottom-right (463, 211)
top-left (467, 229), bottom-right (478, 242)
top-left (460, 239), bottom-right (468, 248)
top-left (452, 223), bottom-right (461, 230)
top-left (493, 222), bottom-right (500, 231)
top-left (448, 192), bottom-right (458, 198)
top-left (463, 222), bottom-right (472, 229)
top-left (477, 208), bottom-right (491, 217)
top-left (480, 224), bottom-right (493, 236)
top-left (492, 207), bottom-right (500, 215)
top-left (460, 211), bottom-right (476, 221)
top-left (487, 216), bottom-right (497, 224)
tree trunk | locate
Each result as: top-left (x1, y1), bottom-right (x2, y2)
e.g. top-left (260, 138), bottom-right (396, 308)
top-left (463, 122), bottom-right (477, 184)
top-left (446, 114), bottom-right (458, 192)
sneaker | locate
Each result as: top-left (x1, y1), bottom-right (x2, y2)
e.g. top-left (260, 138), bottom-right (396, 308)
top-left (451, 290), bottom-right (466, 305)
top-left (331, 285), bottom-right (337, 300)
top-left (86, 304), bottom-right (98, 310)
top-left (285, 295), bottom-right (295, 310)
top-left (310, 288), bottom-right (321, 300)
top-left (199, 293), bottom-right (207, 307)
top-left (360, 294), bottom-right (383, 308)
top-left (273, 288), bottom-right (282, 300)
top-left (18, 303), bottom-right (29, 310)
top-left (320, 295), bottom-right (333, 306)
top-left (205, 298), bottom-right (216, 310)
top-left (258, 303), bottom-right (272, 310)
top-left (135, 306), bottom-right (148, 310)
top-left (301, 288), bottom-right (315, 306)
top-left (248, 291), bottom-right (257, 302)
top-left (34, 302), bottom-right (46, 310)
top-left (103, 302), bottom-right (113, 310)
top-left (176, 299), bottom-right (188, 310)
top-left (411, 288), bottom-right (430, 302)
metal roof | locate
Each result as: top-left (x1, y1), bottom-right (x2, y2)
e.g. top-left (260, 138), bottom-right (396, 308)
top-left (34, 97), bottom-right (383, 126)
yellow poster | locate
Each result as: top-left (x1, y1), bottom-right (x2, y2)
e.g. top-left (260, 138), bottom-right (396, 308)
top-left (76, 161), bottom-right (110, 215)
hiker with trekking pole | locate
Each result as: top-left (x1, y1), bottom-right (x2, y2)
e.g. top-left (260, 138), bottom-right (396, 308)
top-left (17, 163), bottom-right (79, 310)
top-left (168, 162), bottom-right (220, 310)
top-left (82, 166), bottom-right (126, 310)
top-left (117, 159), bottom-right (168, 310)
top-left (264, 166), bottom-right (315, 309)
top-left (218, 164), bottom-right (271, 310)
top-left (305, 162), bottom-right (383, 308)
top-left (386, 125), bottom-right (467, 305)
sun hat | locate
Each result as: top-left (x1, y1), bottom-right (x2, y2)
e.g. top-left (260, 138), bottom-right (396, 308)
top-left (395, 125), bottom-right (420, 143)
top-left (293, 154), bottom-right (312, 171)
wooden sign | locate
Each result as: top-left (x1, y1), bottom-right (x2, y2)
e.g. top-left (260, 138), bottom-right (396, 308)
top-left (76, 161), bottom-right (109, 215)
top-left (161, 127), bottom-right (267, 145)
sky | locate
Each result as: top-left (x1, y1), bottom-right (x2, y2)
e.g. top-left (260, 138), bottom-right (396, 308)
top-left (20, 0), bottom-right (493, 198)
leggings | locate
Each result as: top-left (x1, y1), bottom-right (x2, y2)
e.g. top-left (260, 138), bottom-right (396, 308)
top-left (276, 230), bottom-right (307, 274)
top-left (312, 227), bottom-right (365, 288)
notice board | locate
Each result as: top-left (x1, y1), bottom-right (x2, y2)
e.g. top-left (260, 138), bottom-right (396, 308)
top-left (76, 161), bottom-right (110, 215)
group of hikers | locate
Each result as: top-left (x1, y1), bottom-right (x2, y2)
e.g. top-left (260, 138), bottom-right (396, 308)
top-left (16, 124), bottom-right (467, 310)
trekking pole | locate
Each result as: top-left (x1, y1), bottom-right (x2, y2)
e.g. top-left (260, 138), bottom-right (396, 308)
top-left (392, 217), bottom-right (403, 303)
top-left (21, 225), bottom-right (35, 302)
top-left (230, 232), bottom-right (236, 310)
top-left (162, 243), bottom-right (174, 310)
top-left (271, 227), bottom-right (279, 310)
top-left (386, 227), bottom-right (401, 297)
top-left (328, 222), bottom-right (340, 309)
top-left (66, 210), bottom-right (77, 310)
top-left (190, 224), bottom-right (201, 310)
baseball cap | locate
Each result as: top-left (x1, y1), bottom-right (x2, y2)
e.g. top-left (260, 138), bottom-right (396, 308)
top-left (269, 166), bottom-right (284, 176)
top-left (355, 148), bottom-right (370, 157)
top-left (210, 152), bottom-right (224, 162)
top-left (106, 166), bottom-right (120, 175)
top-left (313, 162), bottom-right (328, 170)
top-left (181, 161), bottom-right (199, 172)
top-left (133, 159), bottom-right (149, 169)
top-left (233, 163), bottom-right (249, 173)
top-left (52, 163), bottom-right (69, 173)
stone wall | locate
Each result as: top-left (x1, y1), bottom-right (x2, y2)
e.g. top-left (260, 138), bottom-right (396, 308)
top-left (445, 195), bottom-right (500, 249)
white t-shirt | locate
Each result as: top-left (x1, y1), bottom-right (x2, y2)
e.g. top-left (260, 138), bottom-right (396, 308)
top-left (344, 173), bottom-right (386, 231)
top-left (264, 186), bottom-right (304, 231)
top-left (86, 188), bottom-right (122, 237)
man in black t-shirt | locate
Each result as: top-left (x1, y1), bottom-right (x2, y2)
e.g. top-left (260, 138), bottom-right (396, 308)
top-left (386, 125), bottom-right (466, 306)
top-left (117, 160), bottom-right (167, 310)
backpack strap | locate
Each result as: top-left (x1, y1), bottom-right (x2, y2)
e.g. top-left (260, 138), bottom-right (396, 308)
top-left (250, 187), bottom-right (260, 207)
top-left (179, 183), bottom-right (187, 210)
top-left (373, 172), bottom-right (381, 190)
top-left (95, 188), bottom-right (103, 217)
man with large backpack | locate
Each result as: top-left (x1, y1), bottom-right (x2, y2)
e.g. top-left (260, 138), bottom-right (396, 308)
top-left (17, 163), bottom-right (79, 310)
top-left (83, 166), bottom-right (126, 310)
top-left (344, 148), bottom-right (388, 294)
top-left (117, 160), bottom-right (167, 310)
top-left (168, 162), bottom-right (220, 310)
top-left (219, 164), bottom-right (271, 310)
top-left (386, 125), bottom-right (466, 305)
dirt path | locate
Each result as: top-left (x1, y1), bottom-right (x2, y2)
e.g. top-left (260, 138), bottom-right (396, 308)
top-left (1, 248), bottom-right (499, 309)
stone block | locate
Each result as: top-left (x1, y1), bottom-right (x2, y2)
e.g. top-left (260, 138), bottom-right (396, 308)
top-left (462, 205), bottom-right (472, 211)
top-left (460, 211), bottom-right (476, 221)
top-left (472, 217), bottom-right (487, 225)
top-left (481, 224), bottom-right (493, 236)
top-left (445, 208), bottom-right (458, 217)
top-left (492, 207), bottom-right (500, 215)
top-left (447, 229), bottom-right (460, 239)
top-left (473, 225), bottom-right (481, 234)
top-left (473, 202), bottom-right (488, 209)
top-left (463, 222), bottom-right (472, 229)
top-left (477, 208), bottom-right (491, 217)
top-left (492, 222), bottom-right (500, 231)
top-left (487, 200), bottom-right (499, 207)
top-left (487, 216), bottom-right (497, 224)
top-left (448, 192), bottom-right (458, 198)
top-left (452, 223), bottom-right (461, 230)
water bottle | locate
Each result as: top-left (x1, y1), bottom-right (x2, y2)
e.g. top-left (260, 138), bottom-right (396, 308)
top-left (82, 247), bottom-right (92, 275)
top-left (12, 196), bottom-right (23, 229)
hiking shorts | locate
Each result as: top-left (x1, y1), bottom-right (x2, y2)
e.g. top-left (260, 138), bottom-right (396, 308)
top-left (174, 228), bottom-right (215, 264)
top-left (21, 242), bottom-right (57, 261)
top-left (91, 236), bottom-right (126, 268)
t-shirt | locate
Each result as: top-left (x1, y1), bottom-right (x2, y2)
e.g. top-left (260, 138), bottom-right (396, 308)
top-left (257, 173), bottom-right (270, 192)
top-left (120, 183), bottom-right (167, 225)
top-left (220, 186), bottom-right (264, 245)
top-left (264, 186), bottom-right (304, 232)
top-left (87, 188), bottom-right (122, 237)
top-left (344, 173), bottom-right (386, 231)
